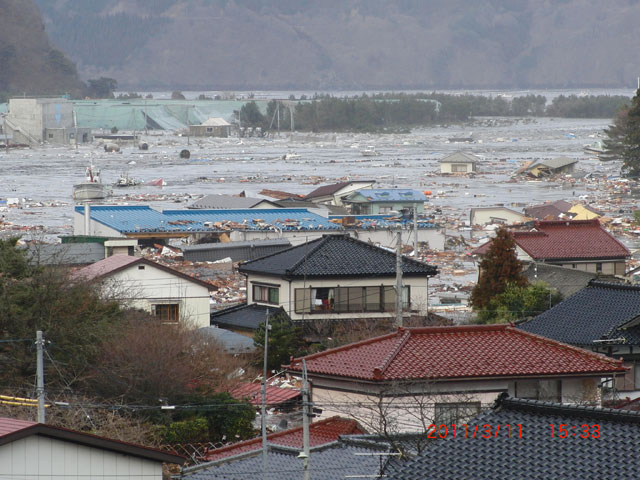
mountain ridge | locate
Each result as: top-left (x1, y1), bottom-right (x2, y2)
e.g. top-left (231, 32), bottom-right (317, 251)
top-left (32, 0), bottom-right (640, 90)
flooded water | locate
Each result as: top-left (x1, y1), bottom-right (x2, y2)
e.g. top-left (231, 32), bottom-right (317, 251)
top-left (0, 116), bottom-right (622, 242)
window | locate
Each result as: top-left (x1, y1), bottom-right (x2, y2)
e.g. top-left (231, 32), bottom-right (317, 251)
top-left (294, 286), bottom-right (409, 314)
top-left (138, 265), bottom-right (145, 270)
top-left (451, 164), bottom-right (468, 173)
top-left (206, 127), bottom-right (213, 133)
top-left (434, 402), bottom-right (481, 425)
top-left (154, 304), bottom-right (179, 322)
top-left (48, 133), bottom-right (54, 139)
top-left (253, 284), bottom-right (279, 305)
top-left (596, 262), bottom-right (603, 273)
top-left (379, 206), bottom-right (393, 214)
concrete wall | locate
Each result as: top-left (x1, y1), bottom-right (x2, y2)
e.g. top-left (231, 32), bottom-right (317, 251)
top-left (102, 262), bottom-right (211, 328)
top-left (248, 273), bottom-right (431, 321)
top-left (0, 435), bottom-right (163, 480)
top-left (8, 98), bottom-right (74, 144)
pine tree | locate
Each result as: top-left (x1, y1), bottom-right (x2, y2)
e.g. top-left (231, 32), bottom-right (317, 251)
top-left (470, 227), bottom-right (527, 310)
top-left (602, 88), bottom-right (640, 177)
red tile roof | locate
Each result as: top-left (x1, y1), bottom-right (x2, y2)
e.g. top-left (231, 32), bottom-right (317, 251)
top-left (203, 416), bottom-right (364, 461)
top-left (472, 220), bottom-right (630, 260)
top-left (0, 417), bottom-right (36, 436)
top-left (286, 324), bottom-right (626, 381)
top-left (230, 383), bottom-right (301, 406)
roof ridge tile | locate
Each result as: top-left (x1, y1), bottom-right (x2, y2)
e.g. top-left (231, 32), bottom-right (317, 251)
top-left (373, 329), bottom-right (412, 379)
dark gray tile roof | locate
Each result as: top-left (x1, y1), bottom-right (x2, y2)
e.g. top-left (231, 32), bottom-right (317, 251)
top-left (197, 326), bottom-right (256, 354)
top-left (390, 394), bottom-right (640, 480)
top-left (239, 234), bottom-right (438, 278)
top-left (522, 262), bottom-right (596, 298)
top-left (25, 243), bottom-right (105, 265)
top-left (210, 303), bottom-right (288, 331)
top-left (182, 440), bottom-right (388, 480)
top-left (519, 280), bottom-right (640, 346)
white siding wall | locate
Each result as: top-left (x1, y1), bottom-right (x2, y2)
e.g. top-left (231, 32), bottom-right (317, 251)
top-left (0, 435), bottom-right (162, 480)
top-left (104, 263), bottom-right (211, 328)
top-left (247, 273), bottom-right (430, 321)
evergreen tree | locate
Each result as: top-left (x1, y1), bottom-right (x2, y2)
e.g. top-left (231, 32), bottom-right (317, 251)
top-left (602, 88), bottom-right (640, 177)
top-left (254, 312), bottom-right (303, 371)
top-left (470, 227), bottom-right (527, 310)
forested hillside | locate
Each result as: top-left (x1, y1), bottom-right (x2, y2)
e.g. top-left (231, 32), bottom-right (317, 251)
top-left (0, 0), bottom-right (85, 98)
top-left (33, 0), bottom-right (640, 90)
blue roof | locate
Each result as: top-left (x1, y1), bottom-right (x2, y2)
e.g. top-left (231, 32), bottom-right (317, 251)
top-left (75, 206), bottom-right (340, 234)
top-left (347, 189), bottom-right (427, 203)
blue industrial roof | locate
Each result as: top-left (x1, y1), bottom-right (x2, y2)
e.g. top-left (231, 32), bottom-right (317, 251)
top-left (346, 189), bottom-right (427, 202)
top-left (75, 206), bottom-right (340, 234)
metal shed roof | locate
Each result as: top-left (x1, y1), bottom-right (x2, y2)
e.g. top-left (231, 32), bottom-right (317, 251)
top-left (75, 205), bottom-right (340, 234)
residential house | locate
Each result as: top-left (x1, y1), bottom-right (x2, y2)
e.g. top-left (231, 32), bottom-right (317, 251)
top-left (73, 255), bottom-right (214, 328)
top-left (304, 180), bottom-right (375, 206)
top-left (189, 117), bottom-right (231, 137)
top-left (519, 280), bottom-right (640, 393)
top-left (439, 151), bottom-right (479, 174)
top-left (284, 324), bottom-right (625, 431)
top-left (5, 98), bottom-right (92, 145)
top-left (237, 234), bottom-right (438, 323)
top-left (524, 200), bottom-right (601, 221)
top-left (389, 394), bottom-right (640, 480)
top-left (0, 417), bottom-right (183, 480)
top-left (189, 194), bottom-right (280, 209)
top-left (472, 219), bottom-right (630, 275)
top-left (523, 156), bottom-right (578, 177)
top-left (469, 207), bottom-right (528, 226)
top-left (342, 189), bottom-right (427, 215)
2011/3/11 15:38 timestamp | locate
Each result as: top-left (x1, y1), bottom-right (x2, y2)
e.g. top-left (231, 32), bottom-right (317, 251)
top-left (549, 424), bottom-right (600, 438)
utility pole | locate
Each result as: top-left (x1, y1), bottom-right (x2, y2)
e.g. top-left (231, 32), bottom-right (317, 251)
top-left (73, 110), bottom-right (78, 150)
top-left (395, 230), bottom-right (403, 328)
top-left (301, 359), bottom-right (311, 480)
top-left (413, 207), bottom-right (418, 260)
top-left (290, 104), bottom-right (294, 132)
top-left (261, 310), bottom-right (270, 478)
top-left (36, 330), bottom-right (45, 424)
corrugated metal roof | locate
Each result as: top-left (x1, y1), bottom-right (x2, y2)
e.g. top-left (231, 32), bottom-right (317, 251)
top-left (76, 206), bottom-right (340, 234)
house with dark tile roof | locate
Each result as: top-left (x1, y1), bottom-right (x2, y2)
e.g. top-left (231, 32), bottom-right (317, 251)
top-left (473, 219), bottom-right (630, 276)
top-left (0, 417), bottom-right (183, 479)
top-left (238, 234), bottom-right (438, 322)
top-left (389, 393), bottom-right (640, 480)
top-left (182, 435), bottom-right (389, 480)
top-left (210, 303), bottom-right (289, 333)
top-left (73, 255), bottom-right (215, 328)
top-left (284, 324), bottom-right (625, 432)
top-left (519, 280), bottom-right (640, 392)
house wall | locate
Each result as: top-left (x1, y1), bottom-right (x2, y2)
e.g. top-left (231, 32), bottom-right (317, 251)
top-left (103, 263), bottom-right (211, 328)
top-left (549, 260), bottom-right (624, 276)
top-left (0, 435), bottom-right (163, 480)
top-left (470, 209), bottom-right (525, 226)
top-left (189, 125), bottom-right (230, 137)
top-left (440, 162), bottom-right (475, 174)
top-left (247, 273), bottom-right (431, 321)
top-left (309, 375), bottom-right (603, 432)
